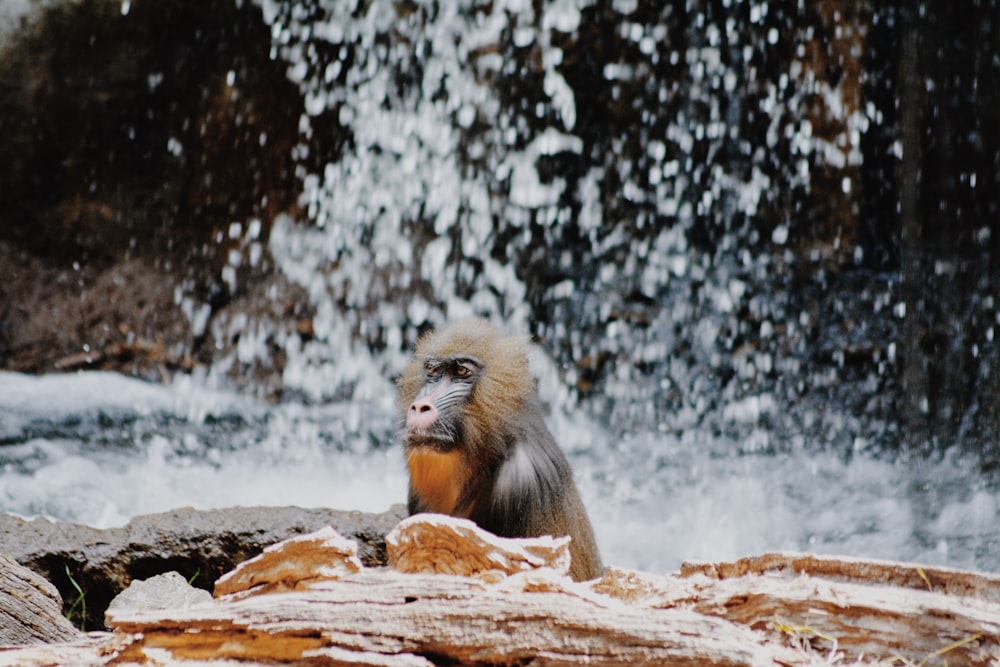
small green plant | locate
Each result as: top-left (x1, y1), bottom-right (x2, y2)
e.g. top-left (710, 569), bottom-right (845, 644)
top-left (188, 567), bottom-right (200, 586)
top-left (64, 564), bottom-right (87, 632)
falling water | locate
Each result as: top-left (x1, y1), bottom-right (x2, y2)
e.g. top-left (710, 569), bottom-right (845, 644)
top-left (2, 0), bottom-right (999, 574)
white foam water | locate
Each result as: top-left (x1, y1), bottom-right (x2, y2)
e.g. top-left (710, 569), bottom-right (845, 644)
top-left (1, 370), bottom-right (995, 574)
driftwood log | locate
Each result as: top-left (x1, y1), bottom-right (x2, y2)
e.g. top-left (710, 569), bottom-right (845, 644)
top-left (0, 555), bottom-right (82, 646)
top-left (1, 514), bottom-right (999, 666)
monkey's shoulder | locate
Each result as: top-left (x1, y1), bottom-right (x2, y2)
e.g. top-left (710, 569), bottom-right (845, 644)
top-left (491, 431), bottom-right (572, 507)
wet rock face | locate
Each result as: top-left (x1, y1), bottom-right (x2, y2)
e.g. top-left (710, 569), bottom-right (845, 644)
top-left (0, 0), bottom-right (320, 390)
top-left (0, 0), bottom-right (309, 264)
top-left (0, 505), bottom-right (407, 632)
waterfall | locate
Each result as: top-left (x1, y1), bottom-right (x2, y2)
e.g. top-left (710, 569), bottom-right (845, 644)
top-left (1, 0), bottom-right (999, 574)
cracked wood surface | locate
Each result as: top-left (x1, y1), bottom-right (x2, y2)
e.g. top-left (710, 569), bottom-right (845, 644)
top-left (2, 515), bottom-right (999, 666)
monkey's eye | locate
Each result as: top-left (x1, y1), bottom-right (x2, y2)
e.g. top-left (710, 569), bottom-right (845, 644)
top-left (453, 361), bottom-right (480, 379)
top-left (424, 362), bottom-right (439, 377)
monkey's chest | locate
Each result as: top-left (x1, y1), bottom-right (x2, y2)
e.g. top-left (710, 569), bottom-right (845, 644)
top-left (406, 447), bottom-right (467, 515)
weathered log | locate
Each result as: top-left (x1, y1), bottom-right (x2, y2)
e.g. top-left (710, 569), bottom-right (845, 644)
top-left (112, 516), bottom-right (782, 665)
top-left (2, 516), bottom-right (999, 666)
top-left (681, 550), bottom-right (1000, 602)
top-left (108, 569), bottom-right (788, 666)
top-left (213, 525), bottom-right (364, 597)
top-left (596, 552), bottom-right (1000, 665)
top-left (0, 636), bottom-right (115, 667)
top-left (386, 514), bottom-right (572, 579)
top-left (0, 555), bottom-right (81, 646)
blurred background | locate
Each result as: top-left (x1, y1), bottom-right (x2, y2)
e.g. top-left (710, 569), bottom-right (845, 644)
top-left (1, 0), bottom-right (999, 573)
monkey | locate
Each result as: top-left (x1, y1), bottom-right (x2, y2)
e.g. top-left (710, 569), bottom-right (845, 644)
top-left (397, 318), bottom-right (603, 581)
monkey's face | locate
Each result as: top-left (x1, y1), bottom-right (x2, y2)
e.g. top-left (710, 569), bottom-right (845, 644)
top-left (403, 355), bottom-right (483, 451)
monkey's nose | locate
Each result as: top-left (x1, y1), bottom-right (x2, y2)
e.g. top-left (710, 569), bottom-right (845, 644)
top-left (406, 399), bottom-right (438, 430)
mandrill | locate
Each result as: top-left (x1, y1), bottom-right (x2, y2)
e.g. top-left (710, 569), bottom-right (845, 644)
top-left (397, 318), bottom-right (603, 581)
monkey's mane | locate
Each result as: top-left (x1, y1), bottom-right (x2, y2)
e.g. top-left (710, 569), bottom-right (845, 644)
top-left (397, 318), bottom-right (536, 435)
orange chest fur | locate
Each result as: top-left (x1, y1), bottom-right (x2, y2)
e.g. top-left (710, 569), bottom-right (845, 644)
top-left (406, 447), bottom-right (467, 515)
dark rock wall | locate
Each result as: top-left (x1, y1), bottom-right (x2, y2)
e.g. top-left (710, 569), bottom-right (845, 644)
top-left (0, 0), bottom-right (315, 388)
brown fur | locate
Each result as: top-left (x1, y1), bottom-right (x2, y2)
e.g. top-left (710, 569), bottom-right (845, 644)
top-left (398, 318), bottom-right (603, 581)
